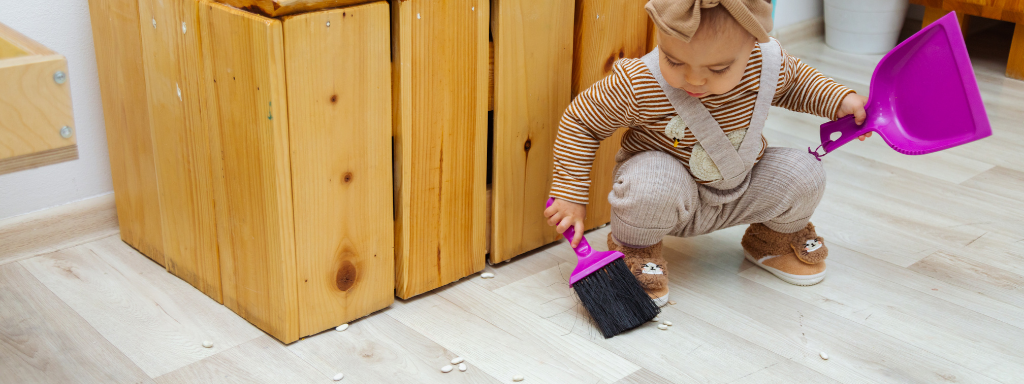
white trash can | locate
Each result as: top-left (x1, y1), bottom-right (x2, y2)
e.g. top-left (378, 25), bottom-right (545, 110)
top-left (824, 0), bottom-right (910, 54)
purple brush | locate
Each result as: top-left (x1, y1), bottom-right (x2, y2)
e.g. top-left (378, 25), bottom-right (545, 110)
top-left (547, 198), bottom-right (660, 338)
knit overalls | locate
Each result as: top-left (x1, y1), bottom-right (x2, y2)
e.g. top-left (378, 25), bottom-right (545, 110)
top-left (609, 39), bottom-right (826, 248)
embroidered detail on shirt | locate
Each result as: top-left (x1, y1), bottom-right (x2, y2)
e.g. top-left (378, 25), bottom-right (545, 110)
top-left (664, 116), bottom-right (687, 147)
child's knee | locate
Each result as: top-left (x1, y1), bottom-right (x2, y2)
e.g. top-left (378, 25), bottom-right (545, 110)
top-left (764, 147), bottom-right (826, 200)
top-left (609, 152), bottom-right (697, 238)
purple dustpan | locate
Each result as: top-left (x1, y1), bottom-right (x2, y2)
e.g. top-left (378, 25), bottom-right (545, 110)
top-left (813, 12), bottom-right (991, 157)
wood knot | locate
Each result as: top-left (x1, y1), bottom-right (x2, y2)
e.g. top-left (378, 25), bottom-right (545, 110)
top-left (618, 49), bottom-right (624, 58)
top-left (330, 94), bottom-right (338, 103)
top-left (524, 139), bottom-right (532, 152)
top-left (336, 260), bottom-right (356, 291)
top-left (343, 172), bottom-right (353, 183)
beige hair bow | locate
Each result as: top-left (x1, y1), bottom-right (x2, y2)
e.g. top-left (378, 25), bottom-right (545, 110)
top-left (645, 0), bottom-right (774, 43)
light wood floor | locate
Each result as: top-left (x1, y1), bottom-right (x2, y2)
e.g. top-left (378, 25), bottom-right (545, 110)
top-left (3, 29), bottom-right (1024, 384)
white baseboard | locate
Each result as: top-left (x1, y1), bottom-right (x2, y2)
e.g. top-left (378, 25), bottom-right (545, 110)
top-left (770, 16), bottom-right (825, 46)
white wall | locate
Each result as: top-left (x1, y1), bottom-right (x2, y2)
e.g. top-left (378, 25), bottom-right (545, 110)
top-left (773, 0), bottom-right (823, 31)
top-left (0, 0), bottom-right (114, 220)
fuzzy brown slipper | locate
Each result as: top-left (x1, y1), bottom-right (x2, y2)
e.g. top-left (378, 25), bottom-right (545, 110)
top-left (608, 234), bottom-right (669, 306)
top-left (741, 223), bottom-right (828, 286)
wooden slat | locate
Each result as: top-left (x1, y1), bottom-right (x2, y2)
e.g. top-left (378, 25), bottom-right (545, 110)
top-left (281, 2), bottom-right (395, 336)
top-left (647, 18), bottom-right (657, 53)
top-left (0, 23), bottom-right (76, 168)
top-left (215, 0), bottom-right (370, 17)
top-left (1008, 22), bottom-right (1024, 80)
top-left (911, 0), bottom-right (1024, 22)
top-left (0, 144), bottom-right (78, 176)
top-left (391, 0), bottom-right (489, 299)
top-left (571, 0), bottom-right (650, 230)
top-left (87, 0), bottom-right (166, 266)
top-left (138, 0), bottom-right (222, 301)
top-left (488, 0), bottom-right (574, 263)
top-left (0, 22), bottom-right (56, 57)
top-left (199, 1), bottom-right (299, 343)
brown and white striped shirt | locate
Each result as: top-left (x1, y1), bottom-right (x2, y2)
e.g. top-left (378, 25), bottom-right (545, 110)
top-left (551, 42), bottom-right (854, 204)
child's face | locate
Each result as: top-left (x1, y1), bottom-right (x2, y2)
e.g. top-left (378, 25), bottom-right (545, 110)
top-left (657, 29), bottom-right (756, 97)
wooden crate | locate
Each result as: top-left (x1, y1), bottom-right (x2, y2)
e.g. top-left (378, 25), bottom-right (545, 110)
top-left (571, 0), bottom-right (652, 230)
top-left (198, 1), bottom-right (395, 342)
top-left (488, 0), bottom-right (575, 263)
top-left (913, 0), bottom-right (1024, 80)
top-left (92, 0), bottom-right (394, 343)
top-left (87, 0), bottom-right (166, 265)
top-left (391, 0), bottom-right (490, 299)
top-left (0, 23), bottom-right (77, 175)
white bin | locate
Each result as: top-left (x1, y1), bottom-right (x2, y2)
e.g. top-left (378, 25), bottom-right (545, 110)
top-left (824, 0), bottom-right (910, 54)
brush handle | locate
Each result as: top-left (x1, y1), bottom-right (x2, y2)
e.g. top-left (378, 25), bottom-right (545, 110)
top-left (546, 198), bottom-right (593, 258)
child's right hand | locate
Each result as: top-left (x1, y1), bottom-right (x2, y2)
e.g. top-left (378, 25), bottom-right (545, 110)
top-left (544, 199), bottom-right (587, 248)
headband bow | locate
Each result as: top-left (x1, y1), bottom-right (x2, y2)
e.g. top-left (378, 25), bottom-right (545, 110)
top-left (645, 0), bottom-right (774, 43)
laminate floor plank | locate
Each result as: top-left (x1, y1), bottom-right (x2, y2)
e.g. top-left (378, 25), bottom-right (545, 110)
top-left (386, 282), bottom-right (639, 384)
top-left (287, 309), bottom-right (501, 384)
top-left (18, 236), bottom-right (263, 378)
top-left (0, 263), bottom-right (153, 384)
top-left (155, 336), bottom-right (327, 384)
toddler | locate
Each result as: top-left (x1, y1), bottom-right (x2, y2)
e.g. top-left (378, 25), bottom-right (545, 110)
top-left (543, 0), bottom-right (870, 306)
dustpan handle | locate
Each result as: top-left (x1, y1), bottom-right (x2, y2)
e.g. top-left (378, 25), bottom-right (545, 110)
top-left (817, 115), bottom-right (874, 155)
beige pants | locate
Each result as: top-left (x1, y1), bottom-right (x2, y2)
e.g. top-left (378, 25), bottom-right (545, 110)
top-left (609, 147), bottom-right (826, 248)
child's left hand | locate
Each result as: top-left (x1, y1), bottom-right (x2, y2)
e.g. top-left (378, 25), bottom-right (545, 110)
top-left (837, 93), bottom-right (873, 141)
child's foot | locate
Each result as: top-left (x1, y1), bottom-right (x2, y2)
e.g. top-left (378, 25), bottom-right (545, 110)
top-left (741, 222), bottom-right (828, 286)
top-left (608, 234), bottom-right (670, 306)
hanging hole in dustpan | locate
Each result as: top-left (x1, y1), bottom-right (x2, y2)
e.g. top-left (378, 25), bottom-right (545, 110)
top-left (829, 131), bottom-right (842, 142)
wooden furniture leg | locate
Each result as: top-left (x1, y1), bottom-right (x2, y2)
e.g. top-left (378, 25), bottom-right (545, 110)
top-left (1008, 22), bottom-right (1024, 80)
top-left (922, 6), bottom-right (971, 32)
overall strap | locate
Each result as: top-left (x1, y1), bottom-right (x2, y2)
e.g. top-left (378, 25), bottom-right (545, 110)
top-left (639, 39), bottom-right (784, 183)
top-left (736, 38), bottom-right (782, 172)
top-left (641, 49), bottom-right (745, 180)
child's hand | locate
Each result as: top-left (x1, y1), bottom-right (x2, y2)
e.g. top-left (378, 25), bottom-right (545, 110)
top-left (544, 198), bottom-right (587, 248)
top-left (838, 93), bottom-right (873, 141)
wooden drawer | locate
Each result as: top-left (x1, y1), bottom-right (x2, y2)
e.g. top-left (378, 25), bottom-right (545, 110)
top-left (0, 22), bottom-right (77, 175)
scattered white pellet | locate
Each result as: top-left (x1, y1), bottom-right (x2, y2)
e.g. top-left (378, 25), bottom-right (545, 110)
top-left (820, 352), bottom-right (829, 360)
top-left (417, 13), bottom-right (421, 19)
top-left (650, 316), bottom-right (660, 322)
top-left (513, 375), bottom-right (525, 382)
top-left (441, 365), bottom-right (453, 373)
top-left (451, 356), bottom-right (464, 364)
top-left (657, 324), bottom-right (668, 330)
top-left (662, 321), bottom-right (673, 326)
top-left (333, 372), bottom-right (344, 381)
top-left (202, 340), bottom-right (213, 348)
top-left (458, 363), bottom-right (467, 372)
top-left (668, 300), bottom-right (677, 305)
top-left (336, 324), bottom-right (349, 332)
top-left (481, 272), bottom-right (495, 279)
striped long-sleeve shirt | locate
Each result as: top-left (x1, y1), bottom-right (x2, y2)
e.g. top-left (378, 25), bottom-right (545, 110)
top-left (551, 41), bottom-right (855, 204)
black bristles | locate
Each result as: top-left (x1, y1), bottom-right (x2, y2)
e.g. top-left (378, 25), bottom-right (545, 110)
top-left (573, 258), bottom-right (661, 338)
